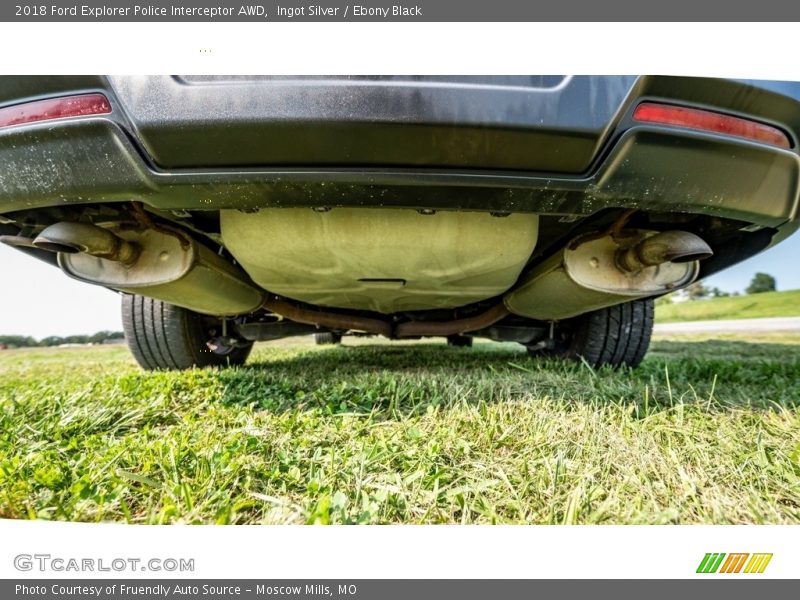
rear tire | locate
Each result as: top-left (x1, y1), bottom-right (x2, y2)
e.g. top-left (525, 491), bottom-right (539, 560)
top-left (315, 332), bottom-right (342, 345)
top-left (526, 299), bottom-right (654, 369)
top-left (121, 294), bottom-right (252, 370)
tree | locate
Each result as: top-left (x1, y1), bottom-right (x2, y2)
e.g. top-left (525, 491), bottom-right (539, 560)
top-left (0, 335), bottom-right (37, 348)
top-left (686, 282), bottom-right (710, 300)
top-left (0, 331), bottom-right (125, 347)
top-left (746, 273), bottom-right (777, 295)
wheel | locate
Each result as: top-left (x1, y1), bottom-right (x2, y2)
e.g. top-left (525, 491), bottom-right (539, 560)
top-left (121, 294), bottom-right (253, 370)
top-left (526, 299), bottom-right (654, 369)
top-left (446, 335), bottom-right (473, 347)
top-left (315, 332), bottom-right (342, 345)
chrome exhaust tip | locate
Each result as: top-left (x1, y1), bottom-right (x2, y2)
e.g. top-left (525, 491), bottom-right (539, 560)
top-left (617, 231), bottom-right (713, 272)
top-left (33, 222), bottom-right (139, 265)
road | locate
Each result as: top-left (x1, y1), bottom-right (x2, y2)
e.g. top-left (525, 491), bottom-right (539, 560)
top-left (654, 316), bottom-right (800, 334)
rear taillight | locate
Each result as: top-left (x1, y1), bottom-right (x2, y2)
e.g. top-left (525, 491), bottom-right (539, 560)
top-left (0, 93), bottom-right (111, 129)
top-left (633, 102), bottom-right (791, 150)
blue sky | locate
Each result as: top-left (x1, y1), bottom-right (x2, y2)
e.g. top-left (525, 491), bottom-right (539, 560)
top-left (702, 232), bottom-right (800, 293)
top-left (1, 232), bottom-right (799, 339)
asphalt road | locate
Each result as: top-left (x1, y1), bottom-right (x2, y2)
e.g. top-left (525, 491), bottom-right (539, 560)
top-left (654, 316), bottom-right (800, 334)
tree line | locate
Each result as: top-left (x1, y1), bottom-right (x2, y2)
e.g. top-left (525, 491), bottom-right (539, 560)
top-left (686, 272), bottom-right (777, 300)
top-left (0, 331), bottom-right (124, 348)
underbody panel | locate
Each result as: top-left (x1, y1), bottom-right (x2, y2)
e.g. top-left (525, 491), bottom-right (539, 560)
top-left (221, 208), bottom-right (538, 313)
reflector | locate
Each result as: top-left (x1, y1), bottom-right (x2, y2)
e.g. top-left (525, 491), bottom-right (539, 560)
top-left (633, 102), bottom-right (791, 149)
top-left (0, 93), bottom-right (111, 129)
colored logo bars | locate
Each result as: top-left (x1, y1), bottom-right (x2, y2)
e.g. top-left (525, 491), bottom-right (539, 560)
top-left (696, 553), bottom-right (773, 574)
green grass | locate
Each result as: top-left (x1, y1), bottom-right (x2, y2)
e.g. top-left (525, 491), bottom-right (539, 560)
top-left (1, 336), bottom-right (799, 525)
top-left (656, 289), bottom-right (800, 323)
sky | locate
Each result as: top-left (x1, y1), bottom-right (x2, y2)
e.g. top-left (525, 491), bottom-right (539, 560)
top-left (1, 233), bottom-right (799, 339)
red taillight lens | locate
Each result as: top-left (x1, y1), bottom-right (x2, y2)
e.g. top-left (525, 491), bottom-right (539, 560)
top-left (633, 102), bottom-right (791, 150)
top-left (0, 93), bottom-right (111, 130)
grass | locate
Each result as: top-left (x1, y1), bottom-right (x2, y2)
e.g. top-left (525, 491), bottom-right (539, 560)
top-left (0, 335), bottom-right (799, 525)
top-left (655, 289), bottom-right (800, 323)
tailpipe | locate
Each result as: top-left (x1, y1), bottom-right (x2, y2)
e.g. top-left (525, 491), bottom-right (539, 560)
top-left (616, 230), bottom-right (713, 272)
top-left (33, 222), bottom-right (139, 265)
top-left (504, 229), bottom-right (713, 321)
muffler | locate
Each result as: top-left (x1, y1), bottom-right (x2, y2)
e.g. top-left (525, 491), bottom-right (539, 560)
top-left (504, 230), bottom-right (712, 321)
top-left (41, 222), bottom-right (264, 316)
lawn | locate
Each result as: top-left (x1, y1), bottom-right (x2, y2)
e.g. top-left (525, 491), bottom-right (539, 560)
top-left (0, 335), bottom-right (798, 524)
top-left (655, 289), bottom-right (800, 322)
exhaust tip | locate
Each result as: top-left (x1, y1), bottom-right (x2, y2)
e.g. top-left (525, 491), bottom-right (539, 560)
top-left (667, 250), bottom-right (714, 264)
top-left (32, 237), bottom-right (84, 254)
top-left (31, 222), bottom-right (139, 265)
top-left (618, 231), bottom-right (713, 272)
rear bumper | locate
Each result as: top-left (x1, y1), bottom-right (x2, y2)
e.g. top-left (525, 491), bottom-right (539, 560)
top-left (1, 75), bottom-right (799, 237)
top-left (111, 75), bottom-right (631, 172)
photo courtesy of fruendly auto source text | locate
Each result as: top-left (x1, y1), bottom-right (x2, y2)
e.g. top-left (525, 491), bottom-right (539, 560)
top-left (0, 1), bottom-right (798, 596)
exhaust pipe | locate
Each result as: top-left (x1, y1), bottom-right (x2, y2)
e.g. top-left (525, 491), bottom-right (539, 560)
top-left (33, 222), bottom-right (139, 265)
top-left (263, 296), bottom-right (393, 338)
top-left (262, 296), bottom-right (510, 338)
top-left (395, 303), bottom-right (510, 338)
top-left (0, 235), bottom-right (37, 249)
top-left (616, 230), bottom-right (713, 272)
top-left (504, 229), bottom-right (712, 321)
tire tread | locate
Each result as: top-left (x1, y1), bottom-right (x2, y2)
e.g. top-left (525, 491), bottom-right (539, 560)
top-left (557, 298), bottom-right (654, 369)
top-left (121, 294), bottom-right (252, 370)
